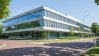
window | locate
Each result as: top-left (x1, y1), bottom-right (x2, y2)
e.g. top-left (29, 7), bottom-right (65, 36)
top-left (4, 20), bottom-right (45, 31)
top-left (3, 10), bottom-right (45, 26)
top-left (45, 10), bottom-right (81, 26)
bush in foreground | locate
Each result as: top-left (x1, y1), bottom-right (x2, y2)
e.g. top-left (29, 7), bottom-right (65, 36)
top-left (81, 47), bottom-right (99, 56)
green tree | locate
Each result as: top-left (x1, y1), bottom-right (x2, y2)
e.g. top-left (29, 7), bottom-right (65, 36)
top-left (6, 26), bottom-right (12, 31)
top-left (77, 27), bottom-right (81, 36)
top-left (91, 23), bottom-right (99, 36)
top-left (0, 24), bottom-right (2, 33)
top-left (97, 25), bottom-right (99, 36)
top-left (41, 32), bottom-right (47, 38)
top-left (0, 0), bottom-right (11, 19)
top-left (95, 0), bottom-right (99, 5)
top-left (69, 26), bottom-right (74, 36)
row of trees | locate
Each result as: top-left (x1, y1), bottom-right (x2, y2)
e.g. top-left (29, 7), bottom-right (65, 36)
top-left (91, 23), bottom-right (99, 36)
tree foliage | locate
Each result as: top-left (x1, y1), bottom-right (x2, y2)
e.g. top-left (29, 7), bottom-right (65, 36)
top-left (0, 24), bottom-right (2, 33)
top-left (91, 23), bottom-right (99, 36)
top-left (0, 0), bottom-right (11, 19)
top-left (69, 26), bottom-right (74, 36)
top-left (95, 0), bottom-right (99, 5)
top-left (39, 32), bottom-right (48, 38)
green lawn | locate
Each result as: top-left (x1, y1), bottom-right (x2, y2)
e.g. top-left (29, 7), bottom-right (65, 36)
top-left (81, 47), bottom-right (99, 56)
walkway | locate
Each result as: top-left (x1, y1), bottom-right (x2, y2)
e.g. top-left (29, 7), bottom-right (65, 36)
top-left (0, 39), bottom-right (94, 56)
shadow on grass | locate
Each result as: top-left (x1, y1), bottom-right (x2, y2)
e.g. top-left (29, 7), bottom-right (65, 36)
top-left (0, 42), bottom-right (94, 56)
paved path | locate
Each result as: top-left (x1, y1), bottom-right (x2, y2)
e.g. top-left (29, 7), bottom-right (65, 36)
top-left (0, 39), bottom-right (94, 56)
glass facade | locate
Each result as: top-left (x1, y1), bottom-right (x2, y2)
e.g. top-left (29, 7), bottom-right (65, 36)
top-left (3, 9), bottom-right (45, 26)
top-left (45, 10), bottom-right (79, 26)
top-left (3, 7), bottom-right (90, 33)
top-left (3, 20), bottom-right (44, 31)
top-left (44, 10), bottom-right (91, 32)
top-left (45, 20), bottom-right (78, 31)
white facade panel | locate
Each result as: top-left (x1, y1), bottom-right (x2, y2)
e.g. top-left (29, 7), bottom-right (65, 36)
top-left (43, 16), bottom-right (79, 27)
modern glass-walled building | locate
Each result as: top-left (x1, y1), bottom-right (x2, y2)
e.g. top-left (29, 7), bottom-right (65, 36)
top-left (2, 6), bottom-right (91, 39)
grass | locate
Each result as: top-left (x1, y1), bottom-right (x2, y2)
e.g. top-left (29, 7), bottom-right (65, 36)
top-left (87, 47), bottom-right (99, 54)
top-left (81, 47), bottom-right (99, 56)
top-left (32, 37), bottom-right (94, 43)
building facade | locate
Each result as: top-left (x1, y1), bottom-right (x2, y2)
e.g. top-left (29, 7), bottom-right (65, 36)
top-left (2, 6), bottom-right (91, 39)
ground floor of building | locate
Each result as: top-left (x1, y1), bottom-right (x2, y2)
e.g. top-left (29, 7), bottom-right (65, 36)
top-left (1, 30), bottom-right (92, 39)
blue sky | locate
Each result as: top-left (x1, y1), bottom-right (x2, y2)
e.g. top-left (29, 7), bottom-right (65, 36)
top-left (9, 0), bottom-right (99, 26)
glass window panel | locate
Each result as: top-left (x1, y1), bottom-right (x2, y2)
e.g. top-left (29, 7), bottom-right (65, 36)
top-left (3, 10), bottom-right (45, 26)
